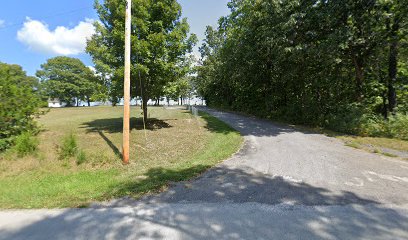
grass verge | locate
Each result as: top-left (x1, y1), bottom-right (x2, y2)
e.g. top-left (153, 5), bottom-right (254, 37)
top-left (293, 125), bottom-right (408, 159)
top-left (0, 107), bottom-right (242, 209)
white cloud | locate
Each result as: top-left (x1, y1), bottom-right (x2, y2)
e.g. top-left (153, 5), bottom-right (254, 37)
top-left (88, 66), bottom-right (96, 73)
top-left (17, 18), bottom-right (95, 55)
top-left (0, 20), bottom-right (5, 28)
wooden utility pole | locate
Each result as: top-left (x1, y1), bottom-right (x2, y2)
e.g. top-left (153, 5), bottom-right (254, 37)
top-left (123, 0), bottom-right (131, 164)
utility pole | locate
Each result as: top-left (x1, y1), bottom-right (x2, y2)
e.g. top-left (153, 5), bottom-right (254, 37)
top-left (123, 0), bottom-right (131, 164)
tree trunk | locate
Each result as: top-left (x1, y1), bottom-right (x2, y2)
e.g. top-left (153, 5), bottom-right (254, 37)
top-left (377, 61), bottom-right (388, 119)
top-left (387, 20), bottom-right (399, 114)
top-left (142, 86), bottom-right (148, 122)
top-left (382, 93), bottom-right (388, 119)
top-left (87, 97), bottom-right (91, 107)
top-left (352, 56), bottom-right (364, 101)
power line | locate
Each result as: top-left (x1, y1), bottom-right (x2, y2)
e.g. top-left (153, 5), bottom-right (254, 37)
top-left (0, 6), bottom-right (94, 31)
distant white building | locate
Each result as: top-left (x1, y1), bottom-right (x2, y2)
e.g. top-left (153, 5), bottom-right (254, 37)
top-left (48, 98), bottom-right (66, 108)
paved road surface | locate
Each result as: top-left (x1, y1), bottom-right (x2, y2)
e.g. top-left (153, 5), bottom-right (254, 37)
top-left (1, 108), bottom-right (408, 239)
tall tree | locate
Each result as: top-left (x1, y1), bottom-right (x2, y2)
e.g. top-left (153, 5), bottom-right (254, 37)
top-left (36, 57), bottom-right (98, 107)
top-left (0, 62), bottom-right (41, 150)
top-left (381, 0), bottom-right (408, 114)
top-left (87, 0), bottom-right (197, 120)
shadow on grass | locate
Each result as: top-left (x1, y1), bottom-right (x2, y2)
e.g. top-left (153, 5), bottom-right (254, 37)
top-left (199, 111), bottom-right (241, 135)
top-left (82, 117), bottom-right (172, 133)
top-left (2, 165), bottom-right (407, 239)
top-left (107, 165), bottom-right (212, 198)
top-left (80, 118), bottom-right (172, 158)
top-left (106, 165), bottom-right (379, 207)
top-left (96, 130), bottom-right (122, 158)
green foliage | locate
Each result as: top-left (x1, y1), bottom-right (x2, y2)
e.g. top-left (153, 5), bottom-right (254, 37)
top-left (163, 77), bottom-right (192, 103)
top-left (14, 132), bottom-right (39, 157)
top-left (387, 115), bottom-right (408, 140)
top-left (87, 0), bottom-right (197, 117)
top-left (76, 150), bottom-right (87, 165)
top-left (196, 0), bottom-right (408, 138)
top-left (58, 133), bottom-right (78, 160)
top-left (359, 114), bottom-right (408, 140)
top-left (36, 57), bottom-right (99, 106)
top-left (0, 62), bottom-right (41, 151)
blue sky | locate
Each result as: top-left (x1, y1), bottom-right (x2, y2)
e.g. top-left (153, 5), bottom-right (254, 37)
top-left (0, 0), bottom-right (230, 76)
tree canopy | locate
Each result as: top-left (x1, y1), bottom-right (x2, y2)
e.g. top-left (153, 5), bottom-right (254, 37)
top-left (36, 56), bottom-right (99, 106)
top-left (196, 0), bottom-right (408, 136)
top-left (87, 0), bottom-right (197, 119)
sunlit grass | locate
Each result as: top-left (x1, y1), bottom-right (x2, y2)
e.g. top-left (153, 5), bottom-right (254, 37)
top-left (0, 106), bottom-right (243, 209)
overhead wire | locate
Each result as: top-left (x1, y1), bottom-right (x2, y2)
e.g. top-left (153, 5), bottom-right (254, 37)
top-left (0, 5), bottom-right (94, 31)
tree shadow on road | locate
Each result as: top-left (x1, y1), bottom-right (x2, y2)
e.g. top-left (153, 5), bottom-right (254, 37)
top-left (198, 108), bottom-right (297, 137)
top-left (3, 165), bottom-right (407, 240)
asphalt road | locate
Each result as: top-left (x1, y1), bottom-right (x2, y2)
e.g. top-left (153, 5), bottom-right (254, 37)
top-left (1, 108), bottom-right (408, 240)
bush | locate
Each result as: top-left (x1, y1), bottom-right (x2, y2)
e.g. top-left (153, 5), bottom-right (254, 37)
top-left (325, 104), bottom-right (365, 135)
top-left (386, 114), bottom-right (408, 140)
top-left (358, 113), bottom-right (408, 140)
top-left (58, 133), bottom-right (78, 160)
top-left (14, 132), bottom-right (39, 157)
top-left (324, 103), bottom-right (408, 140)
top-left (76, 150), bottom-right (87, 165)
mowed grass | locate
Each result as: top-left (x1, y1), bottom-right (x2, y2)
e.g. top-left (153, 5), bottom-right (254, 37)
top-left (0, 106), bottom-right (243, 209)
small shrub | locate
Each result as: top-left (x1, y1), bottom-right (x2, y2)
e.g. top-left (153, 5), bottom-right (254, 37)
top-left (14, 132), bottom-right (39, 157)
top-left (59, 133), bottom-right (78, 160)
top-left (76, 150), bottom-right (87, 165)
top-left (358, 113), bottom-right (408, 140)
top-left (386, 114), bottom-right (408, 140)
top-left (358, 114), bottom-right (386, 137)
top-left (0, 138), bottom-right (12, 152)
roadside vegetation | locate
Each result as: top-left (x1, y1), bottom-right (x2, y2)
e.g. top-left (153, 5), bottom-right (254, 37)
top-left (195, 0), bottom-right (408, 141)
top-left (0, 62), bottom-right (43, 152)
top-left (0, 0), bottom-right (243, 209)
top-left (289, 123), bottom-right (408, 159)
top-left (0, 107), bottom-right (242, 209)
top-left (339, 135), bottom-right (408, 159)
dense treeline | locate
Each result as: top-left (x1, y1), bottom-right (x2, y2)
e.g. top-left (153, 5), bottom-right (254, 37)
top-left (196, 0), bottom-right (408, 138)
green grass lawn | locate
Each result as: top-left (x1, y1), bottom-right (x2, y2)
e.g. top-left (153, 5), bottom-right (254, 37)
top-left (0, 106), bottom-right (243, 209)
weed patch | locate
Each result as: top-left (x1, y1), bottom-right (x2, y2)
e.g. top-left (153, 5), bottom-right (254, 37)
top-left (14, 132), bottom-right (38, 157)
